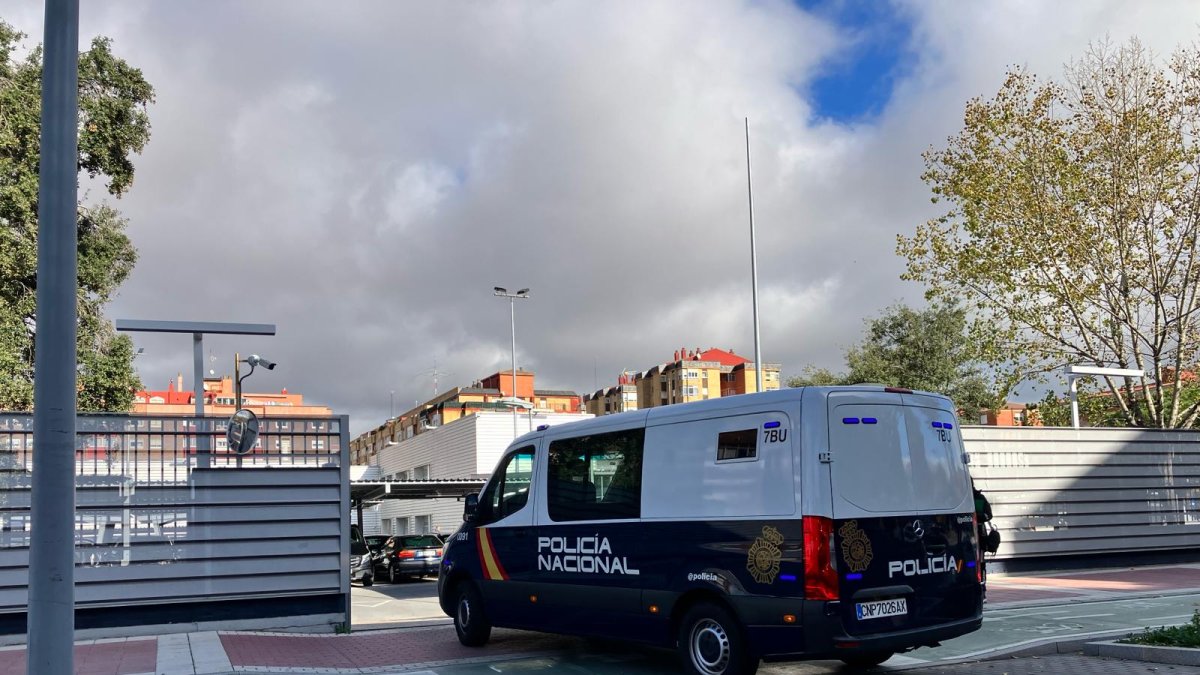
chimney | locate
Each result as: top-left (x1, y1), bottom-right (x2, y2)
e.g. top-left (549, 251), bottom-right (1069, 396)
top-left (177, 373), bottom-right (183, 391)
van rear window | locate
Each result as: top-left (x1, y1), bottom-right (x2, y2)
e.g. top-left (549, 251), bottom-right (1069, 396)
top-left (717, 429), bottom-right (757, 461)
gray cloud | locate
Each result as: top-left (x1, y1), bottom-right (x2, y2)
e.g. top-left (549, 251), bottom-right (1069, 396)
top-left (7, 0), bottom-right (1200, 434)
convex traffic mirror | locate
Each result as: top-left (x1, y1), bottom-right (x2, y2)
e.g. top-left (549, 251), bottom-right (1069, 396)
top-left (226, 409), bottom-right (260, 455)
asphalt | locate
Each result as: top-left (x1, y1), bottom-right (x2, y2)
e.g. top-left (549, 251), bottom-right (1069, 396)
top-left (1, 563), bottom-right (1198, 675)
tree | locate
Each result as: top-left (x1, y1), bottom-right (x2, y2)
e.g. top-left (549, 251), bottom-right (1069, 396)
top-left (899, 38), bottom-right (1200, 428)
top-left (788, 302), bottom-right (1000, 415)
top-left (0, 21), bottom-right (153, 412)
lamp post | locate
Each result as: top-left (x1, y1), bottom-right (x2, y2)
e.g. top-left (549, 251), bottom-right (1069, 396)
top-left (493, 286), bottom-right (530, 438)
top-left (1063, 365), bottom-right (1145, 429)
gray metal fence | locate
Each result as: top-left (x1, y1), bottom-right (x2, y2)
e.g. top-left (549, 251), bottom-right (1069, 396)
top-left (0, 413), bottom-right (350, 634)
top-left (963, 426), bottom-right (1200, 561)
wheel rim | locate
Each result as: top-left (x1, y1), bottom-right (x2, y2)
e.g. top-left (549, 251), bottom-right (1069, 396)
top-left (390, 566), bottom-right (397, 583)
top-left (457, 594), bottom-right (471, 629)
top-left (689, 618), bottom-right (731, 675)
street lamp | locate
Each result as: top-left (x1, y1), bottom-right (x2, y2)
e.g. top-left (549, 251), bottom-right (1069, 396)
top-left (493, 286), bottom-right (530, 438)
top-left (1063, 364), bottom-right (1145, 429)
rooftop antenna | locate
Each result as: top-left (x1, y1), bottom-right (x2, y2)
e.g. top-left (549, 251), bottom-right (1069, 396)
top-left (419, 360), bottom-right (451, 397)
top-left (208, 349), bottom-right (217, 377)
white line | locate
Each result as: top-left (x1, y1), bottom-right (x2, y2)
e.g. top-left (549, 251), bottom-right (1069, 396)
top-left (1054, 613), bottom-right (1115, 620)
top-left (1137, 614), bottom-right (1194, 623)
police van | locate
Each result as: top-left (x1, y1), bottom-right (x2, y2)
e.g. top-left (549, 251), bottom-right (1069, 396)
top-left (437, 386), bottom-right (983, 674)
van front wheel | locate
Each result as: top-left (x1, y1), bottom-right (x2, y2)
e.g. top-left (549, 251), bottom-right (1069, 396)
top-left (839, 650), bottom-right (893, 669)
top-left (677, 602), bottom-right (758, 675)
top-left (453, 581), bottom-right (491, 647)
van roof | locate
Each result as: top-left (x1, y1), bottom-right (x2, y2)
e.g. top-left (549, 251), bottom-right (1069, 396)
top-left (513, 385), bottom-right (954, 444)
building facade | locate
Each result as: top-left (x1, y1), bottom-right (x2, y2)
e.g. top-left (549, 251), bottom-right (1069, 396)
top-left (132, 374), bottom-right (332, 418)
top-left (351, 370), bottom-right (582, 465)
top-left (585, 347), bottom-right (782, 416)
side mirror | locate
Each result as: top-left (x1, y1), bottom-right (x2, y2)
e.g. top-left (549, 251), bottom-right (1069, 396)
top-left (463, 493), bottom-right (479, 523)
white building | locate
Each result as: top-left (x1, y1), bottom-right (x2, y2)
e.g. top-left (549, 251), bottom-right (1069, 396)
top-left (374, 410), bottom-right (591, 536)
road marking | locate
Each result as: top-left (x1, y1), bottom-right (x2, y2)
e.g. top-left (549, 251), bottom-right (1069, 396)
top-left (354, 600), bottom-right (393, 608)
top-left (1137, 614), bottom-right (1194, 623)
top-left (1054, 612), bottom-right (1115, 620)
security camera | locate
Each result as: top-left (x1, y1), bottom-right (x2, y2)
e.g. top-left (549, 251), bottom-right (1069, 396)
top-left (247, 354), bottom-right (276, 370)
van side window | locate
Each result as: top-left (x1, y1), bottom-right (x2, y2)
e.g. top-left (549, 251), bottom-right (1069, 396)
top-left (478, 446), bottom-right (535, 524)
top-left (717, 429), bottom-right (758, 461)
top-left (548, 428), bottom-right (644, 522)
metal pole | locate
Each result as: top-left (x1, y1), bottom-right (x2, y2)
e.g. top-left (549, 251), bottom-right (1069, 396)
top-left (194, 334), bottom-right (209, 468)
top-left (28, 0), bottom-right (80, 671)
top-left (1070, 376), bottom-right (1080, 429)
top-left (510, 296), bottom-right (518, 438)
top-left (745, 118), bottom-right (763, 393)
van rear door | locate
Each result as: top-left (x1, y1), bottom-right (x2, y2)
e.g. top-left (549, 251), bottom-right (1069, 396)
top-left (826, 391), bottom-right (979, 636)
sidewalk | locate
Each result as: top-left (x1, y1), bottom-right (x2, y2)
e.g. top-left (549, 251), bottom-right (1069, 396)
top-left (2, 563), bottom-right (1198, 675)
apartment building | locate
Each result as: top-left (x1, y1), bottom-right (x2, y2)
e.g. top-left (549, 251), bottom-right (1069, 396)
top-left (585, 347), bottom-right (782, 415)
top-left (351, 370), bottom-right (581, 465)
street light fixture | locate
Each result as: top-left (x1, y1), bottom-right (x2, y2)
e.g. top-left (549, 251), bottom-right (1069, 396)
top-left (1063, 364), bottom-right (1145, 429)
top-left (493, 286), bottom-right (530, 438)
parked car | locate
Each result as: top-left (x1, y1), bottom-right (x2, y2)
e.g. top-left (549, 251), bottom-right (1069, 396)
top-left (350, 525), bottom-right (374, 587)
top-left (377, 534), bottom-right (443, 583)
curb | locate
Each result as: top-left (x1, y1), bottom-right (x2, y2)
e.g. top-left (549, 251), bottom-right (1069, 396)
top-left (1085, 640), bottom-right (1200, 667)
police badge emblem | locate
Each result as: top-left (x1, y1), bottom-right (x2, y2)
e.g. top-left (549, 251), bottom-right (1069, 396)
top-left (746, 525), bottom-right (784, 584)
top-left (838, 520), bottom-right (873, 573)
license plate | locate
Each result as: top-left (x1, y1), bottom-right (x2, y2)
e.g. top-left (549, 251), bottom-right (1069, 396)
top-left (856, 598), bottom-right (907, 620)
top-left (417, 550), bottom-right (430, 558)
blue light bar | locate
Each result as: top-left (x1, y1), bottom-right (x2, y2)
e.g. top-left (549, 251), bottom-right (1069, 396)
top-left (932, 421), bottom-right (944, 428)
top-left (966, 561), bottom-right (976, 568)
top-left (764, 421), bottom-right (781, 429)
top-left (843, 417), bottom-right (860, 425)
top-left (780, 574), bottom-right (797, 582)
top-left (945, 423), bottom-right (954, 429)
top-left (862, 417), bottom-right (878, 424)
top-left (845, 573), bottom-right (863, 581)
top-left (536, 424), bottom-right (549, 431)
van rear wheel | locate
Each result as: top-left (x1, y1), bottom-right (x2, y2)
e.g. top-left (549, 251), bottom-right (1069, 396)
top-left (453, 581), bottom-right (491, 647)
top-left (677, 602), bottom-right (758, 675)
top-left (839, 650), bottom-right (893, 669)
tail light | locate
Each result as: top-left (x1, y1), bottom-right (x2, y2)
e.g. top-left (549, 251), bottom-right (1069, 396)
top-left (803, 516), bottom-right (839, 601)
top-left (436, 548), bottom-right (443, 556)
top-left (398, 549), bottom-right (415, 559)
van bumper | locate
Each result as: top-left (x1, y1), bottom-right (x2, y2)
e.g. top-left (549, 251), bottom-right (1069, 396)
top-left (733, 597), bottom-right (982, 660)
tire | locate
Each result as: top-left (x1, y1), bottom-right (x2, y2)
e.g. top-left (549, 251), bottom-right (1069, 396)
top-left (389, 564), bottom-right (401, 584)
top-left (839, 650), bottom-right (893, 669)
top-left (677, 602), bottom-right (758, 675)
top-left (362, 575), bottom-right (373, 588)
top-left (453, 581), bottom-right (492, 647)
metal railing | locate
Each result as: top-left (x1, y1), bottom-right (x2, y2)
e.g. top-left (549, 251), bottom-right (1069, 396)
top-left (0, 413), bottom-right (350, 633)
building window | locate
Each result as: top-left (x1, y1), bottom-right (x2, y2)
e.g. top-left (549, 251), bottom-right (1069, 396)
top-left (414, 514), bottom-right (431, 534)
top-left (314, 439), bottom-right (325, 450)
top-left (547, 428), bottom-right (644, 522)
top-left (682, 386), bottom-right (698, 396)
top-left (413, 464), bottom-right (430, 480)
top-left (280, 438), bottom-right (292, 453)
top-left (717, 429), bottom-right (758, 462)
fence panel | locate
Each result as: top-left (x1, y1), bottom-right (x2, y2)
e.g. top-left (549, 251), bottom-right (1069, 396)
top-left (0, 413), bottom-right (350, 633)
top-left (963, 426), bottom-right (1200, 560)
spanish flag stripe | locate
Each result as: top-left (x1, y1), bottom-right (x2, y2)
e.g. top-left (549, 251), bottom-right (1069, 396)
top-left (484, 528), bottom-right (509, 580)
top-left (477, 528), bottom-right (508, 581)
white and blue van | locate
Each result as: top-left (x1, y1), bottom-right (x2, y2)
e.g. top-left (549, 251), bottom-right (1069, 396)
top-left (437, 386), bottom-right (983, 674)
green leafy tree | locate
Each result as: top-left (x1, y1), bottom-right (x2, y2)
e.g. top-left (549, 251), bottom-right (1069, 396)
top-left (899, 38), bottom-right (1200, 428)
top-left (0, 21), bottom-right (153, 411)
top-left (789, 303), bottom-right (1001, 416)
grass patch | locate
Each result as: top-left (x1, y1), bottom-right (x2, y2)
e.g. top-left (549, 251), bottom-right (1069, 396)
top-left (1122, 610), bottom-right (1200, 648)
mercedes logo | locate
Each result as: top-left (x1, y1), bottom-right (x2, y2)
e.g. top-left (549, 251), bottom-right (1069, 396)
top-left (903, 519), bottom-right (925, 542)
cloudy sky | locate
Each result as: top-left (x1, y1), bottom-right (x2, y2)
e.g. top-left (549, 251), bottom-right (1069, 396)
top-left (6, 1), bottom-right (1200, 435)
